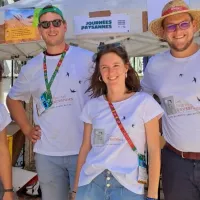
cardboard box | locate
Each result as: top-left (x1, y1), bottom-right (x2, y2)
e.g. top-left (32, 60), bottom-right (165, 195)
top-left (6, 122), bottom-right (25, 166)
top-left (7, 135), bottom-right (13, 160)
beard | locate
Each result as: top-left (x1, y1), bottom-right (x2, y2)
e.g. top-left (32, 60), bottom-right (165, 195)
top-left (168, 37), bottom-right (194, 52)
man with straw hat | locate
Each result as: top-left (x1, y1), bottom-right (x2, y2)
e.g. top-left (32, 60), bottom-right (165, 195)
top-left (141, 0), bottom-right (200, 199)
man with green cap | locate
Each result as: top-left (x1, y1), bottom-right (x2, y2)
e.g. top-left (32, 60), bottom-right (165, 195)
top-left (6, 5), bottom-right (93, 200)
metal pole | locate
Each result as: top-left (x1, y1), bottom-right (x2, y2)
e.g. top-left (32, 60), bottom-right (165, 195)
top-left (11, 60), bottom-right (14, 86)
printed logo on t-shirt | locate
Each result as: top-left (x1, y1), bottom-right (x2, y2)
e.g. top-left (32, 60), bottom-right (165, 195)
top-left (107, 136), bottom-right (124, 145)
top-left (162, 96), bottom-right (200, 118)
top-left (52, 96), bottom-right (74, 109)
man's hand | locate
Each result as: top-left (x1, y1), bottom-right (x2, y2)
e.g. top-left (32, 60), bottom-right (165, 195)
top-left (3, 192), bottom-right (14, 200)
top-left (25, 125), bottom-right (41, 143)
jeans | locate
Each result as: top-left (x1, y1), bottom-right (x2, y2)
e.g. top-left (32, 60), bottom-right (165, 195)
top-left (162, 147), bottom-right (200, 200)
top-left (76, 170), bottom-right (145, 200)
top-left (0, 180), bottom-right (3, 200)
top-left (35, 153), bottom-right (77, 200)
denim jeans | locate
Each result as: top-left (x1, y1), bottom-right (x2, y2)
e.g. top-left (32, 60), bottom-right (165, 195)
top-left (162, 147), bottom-right (200, 200)
top-left (0, 180), bottom-right (3, 200)
top-left (76, 170), bottom-right (145, 200)
top-left (35, 153), bottom-right (77, 200)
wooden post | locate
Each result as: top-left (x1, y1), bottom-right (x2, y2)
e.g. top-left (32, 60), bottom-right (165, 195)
top-left (24, 98), bottom-right (36, 170)
top-left (142, 11), bottom-right (148, 32)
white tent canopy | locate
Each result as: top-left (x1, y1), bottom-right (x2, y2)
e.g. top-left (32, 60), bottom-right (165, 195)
top-left (0, 0), bottom-right (200, 60)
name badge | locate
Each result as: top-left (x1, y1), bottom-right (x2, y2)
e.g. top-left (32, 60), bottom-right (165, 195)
top-left (138, 154), bottom-right (148, 184)
top-left (41, 91), bottom-right (53, 108)
top-left (36, 91), bottom-right (53, 116)
top-left (93, 129), bottom-right (105, 146)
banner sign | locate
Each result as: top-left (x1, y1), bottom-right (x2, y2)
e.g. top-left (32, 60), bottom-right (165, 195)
top-left (74, 14), bottom-right (130, 35)
top-left (4, 8), bottom-right (41, 43)
top-left (33, 8), bottom-right (42, 27)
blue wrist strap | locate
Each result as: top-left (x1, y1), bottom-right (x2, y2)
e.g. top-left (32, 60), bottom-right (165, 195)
top-left (146, 198), bottom-right (157, 200)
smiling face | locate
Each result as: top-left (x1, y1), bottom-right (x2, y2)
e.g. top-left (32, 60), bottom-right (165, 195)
top-left (99, 52), bottom-right (128, 90)
top-left (162, 13), bottom-right (196, 52)
top-left (38, 12), bottom-right (66, 47)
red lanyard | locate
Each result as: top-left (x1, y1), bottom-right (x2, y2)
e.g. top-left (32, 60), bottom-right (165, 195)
top-left (107, 101), bottom-right (137, 152)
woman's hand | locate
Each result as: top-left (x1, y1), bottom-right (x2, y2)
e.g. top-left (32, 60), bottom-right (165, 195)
top-left (69, 191), bottom-right (76, 200)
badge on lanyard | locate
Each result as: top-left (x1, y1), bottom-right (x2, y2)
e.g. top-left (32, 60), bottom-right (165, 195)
top-left (93, 129), bottom-right (105, 146)
top-left (40, 91), bottom-right (53, 109)
top-left (107, 100), bottom-right (148, 184)
top-left (36, 91), bottom-right (53, 116)
top-left (37, 44), bottom-right (68, 116)
top-left (137, 154), bottom-right (148, 184)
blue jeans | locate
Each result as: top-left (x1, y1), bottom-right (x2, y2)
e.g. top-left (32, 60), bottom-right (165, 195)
top-left (0, 180), bottom-right (3, 199)
top-left (76, 170), bottom-right (145, 200)
top-left (35, 153), bottom-right (77, 200)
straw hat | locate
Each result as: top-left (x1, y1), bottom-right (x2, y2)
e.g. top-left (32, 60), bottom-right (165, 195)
top-left (149, 0), bottom-right (200, 39)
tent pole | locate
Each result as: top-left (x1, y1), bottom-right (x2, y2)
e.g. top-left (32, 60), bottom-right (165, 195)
top-left (11, 60), bottom-right (14, 86)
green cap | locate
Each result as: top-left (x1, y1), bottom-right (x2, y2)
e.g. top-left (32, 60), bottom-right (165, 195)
top-left (38, 6), bottom-right (64, 21)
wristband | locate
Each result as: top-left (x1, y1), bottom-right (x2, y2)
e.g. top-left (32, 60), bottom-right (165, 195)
top-left (4, 188), bottom-right (14, 193)
top-left (72, 190), bottom-right (76, 194)
top-left (146, 198), bottom-right (157, 200)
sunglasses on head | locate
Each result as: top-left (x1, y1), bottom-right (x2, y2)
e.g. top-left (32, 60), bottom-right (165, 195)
top-left (165, 21), bottom-right (191, 32)
top-left (97, 42), bottom-right (122, 52)
top-left (39, 19), bottom-right (63, 29)
top-left (92, 42), bottom-right (124, 62)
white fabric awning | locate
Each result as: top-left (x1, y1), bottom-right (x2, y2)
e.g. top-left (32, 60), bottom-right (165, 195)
top-left (0, 0), bottom-right (199, 60)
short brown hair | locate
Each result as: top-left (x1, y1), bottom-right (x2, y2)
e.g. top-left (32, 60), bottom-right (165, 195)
top-left (86, 44), bottom-right (141, 98)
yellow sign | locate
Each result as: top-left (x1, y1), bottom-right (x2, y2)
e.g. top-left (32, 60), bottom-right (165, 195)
top-left (5, 27), bottom-right (38, 42)
top-left (5, 8), bottom-right (41, 43)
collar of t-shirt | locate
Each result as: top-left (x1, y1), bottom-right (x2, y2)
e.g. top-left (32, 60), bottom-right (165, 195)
top-left (167, 49), bottom-right (200, 63)
top-left (43, 51), bottom-right (63, 56)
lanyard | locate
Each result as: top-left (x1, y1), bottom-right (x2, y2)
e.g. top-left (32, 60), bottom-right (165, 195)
top-left (107, 100), bottom-right (137, 153)
top-left (43, 44), bottom-right (69, 91)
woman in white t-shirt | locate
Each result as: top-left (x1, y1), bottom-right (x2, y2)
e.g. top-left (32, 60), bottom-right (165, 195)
top-left (0, 104), bottom-right (13, 200)
top-left (72, 44), bottom-right (163, 200)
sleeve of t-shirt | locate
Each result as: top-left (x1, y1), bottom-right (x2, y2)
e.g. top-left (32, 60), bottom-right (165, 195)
top-left (8, 64), bottom-right (31, 103)
top-left (141, 57), bottom-right (154, 96)
top-left (80, 101), bottom-right (92, 124)
top-left (0, 104), bottom-right (11, 132)
top-left (142, 94), bottom-right (164, 123)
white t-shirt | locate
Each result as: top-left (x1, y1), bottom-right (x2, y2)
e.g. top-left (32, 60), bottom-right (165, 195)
top-left (0, 104), bottom-right (11, 132)
top-left (141, 50), bottom-right (200, 152)
top-left (79, 92), bottom-right (163, 194)
top-left (8, 46), bottom-right (94, 156)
